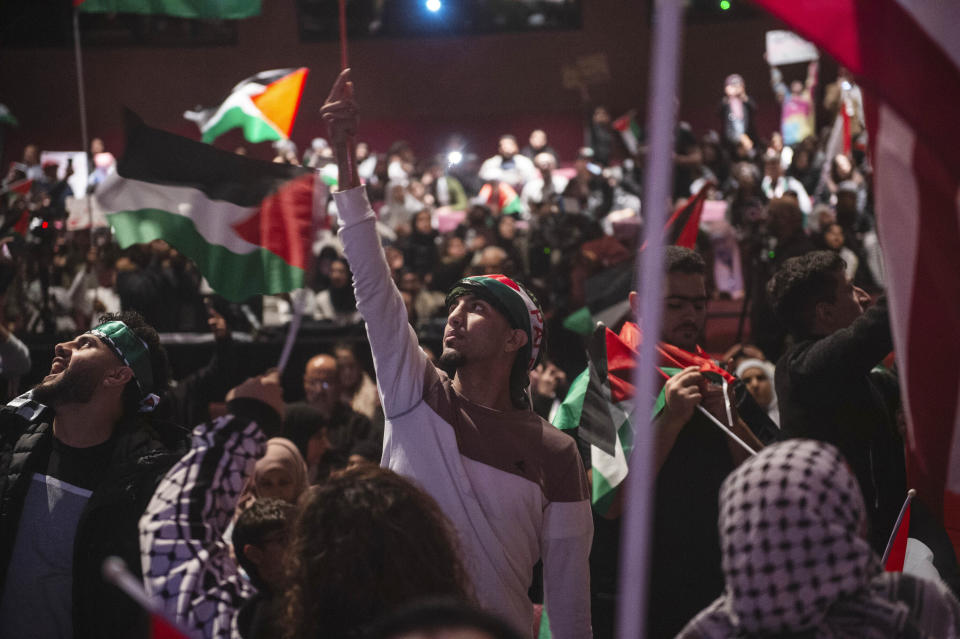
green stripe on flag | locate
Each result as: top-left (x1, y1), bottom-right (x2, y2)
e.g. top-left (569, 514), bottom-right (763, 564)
top-left (202, 106), bottom-right (283, 145)
top-left (502, 194), bottom-right (524, 216)
top-left (78, 0), bottom-right (261, 19)
top-left (562, 306), bottom-right (594, 336)
top-left (108, 208), bottom-right (303, 301)
top-left (652, 367), bottom-right (683, 417)
top-left (538, 607), bottom-right (552, 639)
top-left (552, 369), bottom-right (589, 430)
top-left (0, 105), bottom-right (17, 127)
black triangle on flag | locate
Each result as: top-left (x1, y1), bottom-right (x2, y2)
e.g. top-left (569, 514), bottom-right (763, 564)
top-left (578, 323), bottom-right (620, 457)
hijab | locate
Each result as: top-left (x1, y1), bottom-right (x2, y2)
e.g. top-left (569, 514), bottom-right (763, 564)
top-left (238, 438), bottom-right (309, 510)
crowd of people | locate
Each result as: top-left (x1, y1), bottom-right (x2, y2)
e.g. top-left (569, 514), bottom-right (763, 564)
top-left (0, 60), bottom-right (959, 639)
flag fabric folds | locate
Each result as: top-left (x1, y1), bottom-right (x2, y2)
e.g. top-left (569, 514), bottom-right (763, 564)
top-left (883, 490), bottom-right (915, 573)
top-left (554, 324), bottom-right (638, 515)
top-left (0, 104), bottom-right (17, 127)
top-left (662, 180), bottom-right (712, 248)
top-left (553, 321), bottom-right (736, 514)
top-left (613, 113), bottom-right (641, 156)
top-left (96, 111), bottom-right (317, 302)
top-left (561, 261), bottom-right (634, 337)
top-left (185, 68), bottom-right (309, 145)
top-left (76, 0), bottom-right (260, 19)
top-left (477, 181), bottom-right (523, 216)
top-left (751, 0), bottom-right (960, 558)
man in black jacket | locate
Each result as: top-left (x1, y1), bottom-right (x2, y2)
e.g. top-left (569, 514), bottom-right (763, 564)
top-left (768, 250), bottom-right (905, 552)
top-left (0, 311), bottom-right (183, 639)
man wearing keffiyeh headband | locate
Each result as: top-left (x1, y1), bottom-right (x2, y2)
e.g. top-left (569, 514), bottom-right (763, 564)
top-left (0, 311), bottom-right (183, 639)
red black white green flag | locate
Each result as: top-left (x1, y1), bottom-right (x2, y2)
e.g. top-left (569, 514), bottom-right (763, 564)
top-left (184, 68), bottom-right (308, 145)
top-left (95, 111), bottom-right (320, 302)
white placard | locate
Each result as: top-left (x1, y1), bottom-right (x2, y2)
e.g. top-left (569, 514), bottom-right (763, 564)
top-left (39, 151), bottom-right (88, 199)
top-left (765, 30), bottom-right (819, 66)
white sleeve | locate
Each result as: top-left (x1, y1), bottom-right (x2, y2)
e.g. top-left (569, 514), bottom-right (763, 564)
top-left (542, 499), bottom-right (594, 639)
top-left (334, 186), bottom-right (430, 418)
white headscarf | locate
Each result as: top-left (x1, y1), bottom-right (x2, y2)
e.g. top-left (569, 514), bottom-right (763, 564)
top-left (736, 358), bottom-right (779, 427)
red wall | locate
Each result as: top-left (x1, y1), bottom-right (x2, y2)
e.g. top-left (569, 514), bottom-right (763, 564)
top-left (1, 1), bottom-right (792, 165)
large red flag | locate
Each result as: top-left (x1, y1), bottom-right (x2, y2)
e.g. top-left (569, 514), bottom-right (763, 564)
top-left (751, 1), bottom-right (960, 554)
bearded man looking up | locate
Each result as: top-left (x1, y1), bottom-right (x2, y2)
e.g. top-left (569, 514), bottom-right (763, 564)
top-left (322, 69), bottom-right (592, 639)
top-left (0, 311), bottom-right (182, 639)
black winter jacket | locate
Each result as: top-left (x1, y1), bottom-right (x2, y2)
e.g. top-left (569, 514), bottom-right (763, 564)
top-left (0, 399), bottom-right (185, 639)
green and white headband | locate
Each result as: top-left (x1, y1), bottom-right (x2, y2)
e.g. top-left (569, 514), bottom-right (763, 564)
top-left (89, 320), bottom-right (159, 412)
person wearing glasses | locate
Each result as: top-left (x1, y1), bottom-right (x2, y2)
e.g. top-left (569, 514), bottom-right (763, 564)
top-left (283, 353), bottom-right (377, 482)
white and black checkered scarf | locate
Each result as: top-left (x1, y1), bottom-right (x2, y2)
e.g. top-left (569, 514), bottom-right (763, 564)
top-left (677, 439), bottom-right (960, 638)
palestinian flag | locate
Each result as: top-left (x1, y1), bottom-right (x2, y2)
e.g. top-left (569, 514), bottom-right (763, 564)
top-left (613, 113), bottom-right (641, 156)
top-left (76, 0), bottom-right (260, 19)
top-left (0, 104), bottom-right (17, 127)
top-left (562, 260), bottom-right (634, 336)
top-left (663, 180), bottom-right (712, 248)
top-left (553, 322), bottom-right (737, 513)
top-left (478, 181), bottom-right (524, 216)
top-left (184, 68), bottom-right (308, 145)
top-left (638, 179), bottom-right (713, 252)
top-left (96, 111), bottom-right (318, 302)
top-left (554, 323), bottom-right (639, 514)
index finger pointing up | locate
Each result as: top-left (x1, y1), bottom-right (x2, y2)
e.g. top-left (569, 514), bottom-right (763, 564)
top-left (325, 68), bottom-right (352, 104)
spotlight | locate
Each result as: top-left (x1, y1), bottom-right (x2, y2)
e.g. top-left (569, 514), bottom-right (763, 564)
top-left (425, 0), bottom-right (441, 13)
top-left (719, 0), bottom-right (731, 9)
top-left (447, 150), bottom-right (463, 166)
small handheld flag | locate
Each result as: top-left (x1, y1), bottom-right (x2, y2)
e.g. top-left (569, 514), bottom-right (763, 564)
top-left (185, 68), bottom-right (309, 145)
top-left (882, 488), bottom-right (917, 572)
top-left (101, 556), bottom-right (192, 639)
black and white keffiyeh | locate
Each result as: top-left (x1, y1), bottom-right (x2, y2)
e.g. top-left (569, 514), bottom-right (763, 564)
top-left (677, 439), bottom-right (960, 638)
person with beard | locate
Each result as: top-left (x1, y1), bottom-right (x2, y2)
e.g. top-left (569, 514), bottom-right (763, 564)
top-left (322, 70), bottom-right (593, 638)
top-left (313, 256), bottom-right (361, 325)
top-left (580, 247), bottom-right (769, 639)
top-left (479, 134), bottom-right (538, 191)
top-left (0, 311), bottom-right (183, 639)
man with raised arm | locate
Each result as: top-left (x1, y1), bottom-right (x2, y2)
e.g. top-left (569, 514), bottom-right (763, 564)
top-left (321, 69), bottom-right (592, 638)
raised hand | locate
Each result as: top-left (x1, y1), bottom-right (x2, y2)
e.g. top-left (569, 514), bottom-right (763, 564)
top-left (320, 68), bottom-right (360, 190)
